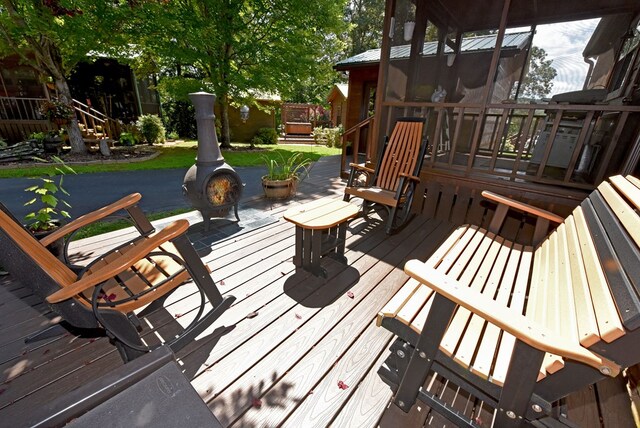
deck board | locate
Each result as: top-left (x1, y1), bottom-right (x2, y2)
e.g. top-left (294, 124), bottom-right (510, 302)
top-left (0, 155), bottom-right (635, 427)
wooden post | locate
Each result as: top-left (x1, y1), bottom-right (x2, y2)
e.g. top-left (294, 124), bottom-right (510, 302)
top-left (465, 0), bottom-right (511, 172)
top-left (371, 0), bottom-right (397, 167)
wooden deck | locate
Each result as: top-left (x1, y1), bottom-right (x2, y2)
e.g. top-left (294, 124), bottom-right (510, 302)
top-left (0, 156), bottom-right (635, 427)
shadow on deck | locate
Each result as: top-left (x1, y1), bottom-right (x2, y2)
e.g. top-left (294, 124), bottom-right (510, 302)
top-left (0, 156), bottom-right (635, 427)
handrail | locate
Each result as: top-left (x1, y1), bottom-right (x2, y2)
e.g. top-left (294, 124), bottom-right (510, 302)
top-left (72, 99), bottom-right (109, 120)
top-left (74, 107), bottom-right (106, 123)
top-left (343, 116), bottom-right (374, 138)
top-left (341, 116), bottom-right (374, 176)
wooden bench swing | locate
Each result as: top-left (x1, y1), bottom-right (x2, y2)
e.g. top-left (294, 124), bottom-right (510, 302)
top-left (377, 175), bottom-right (640, 427)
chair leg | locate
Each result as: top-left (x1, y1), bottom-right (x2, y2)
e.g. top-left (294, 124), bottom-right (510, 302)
top-left (386, 205), bottom-right (399, 234)
top-left (100, 310), bottom-right (148, 362)
top-left (393, 294), bottom-right (456, 412)
top-left (494, 339), bottom-right (546, 427)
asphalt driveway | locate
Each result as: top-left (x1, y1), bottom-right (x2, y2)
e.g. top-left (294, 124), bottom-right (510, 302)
top-left (0, 165), bottom-right (268, 220)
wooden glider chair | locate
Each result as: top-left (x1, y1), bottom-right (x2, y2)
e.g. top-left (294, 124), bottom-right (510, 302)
top-left (377, 175), bottom-right (640, 427)
top-left (0, 196), bottom-right (234, 362)
top-left (344, 117), bottom-right (427, 234)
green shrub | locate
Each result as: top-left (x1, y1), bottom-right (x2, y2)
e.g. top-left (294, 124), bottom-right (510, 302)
top-left (29, 132), bottom-right (46, 143)
top-left (136, 114), bottom-right (166, 145)
top-left (0, 137), bottom-right (7, 149)
top-left (312, 126), bottom-right (343, 148)
top-left (167, 131), bottom-right (179, 140)
top-left (252, 127), bottom-right (278, 145)
top-left (119, 132), bottom-right (137, 146)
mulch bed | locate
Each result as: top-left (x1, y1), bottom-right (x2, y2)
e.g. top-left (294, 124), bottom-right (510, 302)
top-left (0, 145), bottom-right (157, 167)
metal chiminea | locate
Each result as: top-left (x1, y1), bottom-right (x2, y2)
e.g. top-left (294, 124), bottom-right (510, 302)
top-left (182, 92), bottom-right (243, 231)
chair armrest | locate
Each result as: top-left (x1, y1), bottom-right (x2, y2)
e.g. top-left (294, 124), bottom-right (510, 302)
top-left (398, 172), bottom-right (420, 182)
top-left (348, 163), bottom-right (375, 174)
top-left (403, 260), bottom-right (620, 377)
top-left (40, 193), bottom-right (144, 247)
top-left (46, 219), bottom-right (189, 303)
top-left (481, 190), bottom-right (564, 224)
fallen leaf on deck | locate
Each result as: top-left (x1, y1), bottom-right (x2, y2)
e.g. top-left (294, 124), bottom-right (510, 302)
top-left (219, 280), bottom-right (225, 286)
top-left (102, 293), bottom-right (116, 302)
top-left (347, 291), bottom-right (354, 299)
top-left (175, 313), bottom-right (183, 318)
top-left (252, 397), bottom-right (262, 408)
top-left (295, 313), bottom-right (302, 319)
top-left (246, 311), bottom-right (258, 319)
top-left (337, 380), bottom-right (349, 390)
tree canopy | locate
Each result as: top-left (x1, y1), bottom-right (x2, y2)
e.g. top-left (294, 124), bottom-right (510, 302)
top-left (134, 0), bottom-right (347, 147)
top-left (345, 0), bottom-right (385, 57)
top-left (0, 0), bottom-right (135, 153)
top-left (520, 46), bottom-right (557, 100)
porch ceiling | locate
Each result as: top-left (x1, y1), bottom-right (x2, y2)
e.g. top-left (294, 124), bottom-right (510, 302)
top-left (421, 0), bottom-right (640, 32)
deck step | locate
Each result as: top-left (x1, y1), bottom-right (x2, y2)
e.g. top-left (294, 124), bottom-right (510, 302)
top-left (278, 136), bottom-right (318, 145)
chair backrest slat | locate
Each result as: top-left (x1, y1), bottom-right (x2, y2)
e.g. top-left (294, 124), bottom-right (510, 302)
top-left (377, 119), bottom-right (424, 191)
top-left (532, 175), bottom-right (640, 349)
top-left (0, 205), bottom-right (76, 287)
top-left (582, 192), bottom-right (640, 330)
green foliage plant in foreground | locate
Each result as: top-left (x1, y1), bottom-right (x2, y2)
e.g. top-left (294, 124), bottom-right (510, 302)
top-left (23, 156), bottom-right (76, 232)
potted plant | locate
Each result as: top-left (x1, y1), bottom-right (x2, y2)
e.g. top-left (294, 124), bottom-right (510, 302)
top-left (23, 156), bottom-right (76, 257)
top-left (261, 152), bottom-right (311, 199)
top-left (39, 99), bottom-right (75, 127)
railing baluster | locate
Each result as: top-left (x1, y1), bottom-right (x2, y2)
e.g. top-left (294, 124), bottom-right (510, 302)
top-left (563, 110), bottom-right (595, 183)
top-left (448, 107), bottom-right (464, 166)
top-left (535, 110), bottom-right (563, 179)
top-left (488, 109), bottom-right (510, 171)
top-left (595, 111), bottom-right (629, 184)
top-left (511, 110), bottom-right (535, 180)
top-left (430, 107), bottom-right (443, 165)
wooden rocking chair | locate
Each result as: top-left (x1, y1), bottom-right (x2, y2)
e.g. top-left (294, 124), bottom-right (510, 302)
top-left (377, 175), bottom-right (640, 427)
top-left (0, 196), bottom-right (234, 362)
top-left (344, 117), bottom-right (427, 234)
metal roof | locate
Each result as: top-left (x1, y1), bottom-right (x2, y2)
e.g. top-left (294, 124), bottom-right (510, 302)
top-left (335, 31), bottom-right (531, 68)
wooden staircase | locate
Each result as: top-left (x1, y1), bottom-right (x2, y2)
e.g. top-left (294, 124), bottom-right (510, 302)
top-left (71, 99), bottom-right (121, 146)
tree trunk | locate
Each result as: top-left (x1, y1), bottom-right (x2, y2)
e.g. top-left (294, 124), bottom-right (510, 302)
top-left (219, 92), bottom-right (232, 149)
top-left (54, 79), bottom-right (86, 154)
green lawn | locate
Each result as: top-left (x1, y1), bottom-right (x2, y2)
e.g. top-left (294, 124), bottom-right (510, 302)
top-left (0, 141), bottom-right (341, 178)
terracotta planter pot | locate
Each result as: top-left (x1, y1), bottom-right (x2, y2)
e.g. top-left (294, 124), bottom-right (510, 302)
top-left (262, 176), bottom-right (297, 199)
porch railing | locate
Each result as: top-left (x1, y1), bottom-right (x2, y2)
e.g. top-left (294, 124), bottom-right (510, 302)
top-left (340, 116), bottom-right (374, 177)
top-left (0, 96), bottom-right (122, 143)
top-left (0, 96), bottom-right (45, 121)
top-left (381, 101), bottom-right (640, 190)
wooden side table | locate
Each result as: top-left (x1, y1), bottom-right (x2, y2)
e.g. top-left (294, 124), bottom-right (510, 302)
top-left (283, 199), bottom-right (360, 277)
